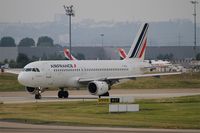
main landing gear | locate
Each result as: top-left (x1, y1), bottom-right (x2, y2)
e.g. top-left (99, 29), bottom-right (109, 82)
top-left (58, 88), bottom-right (69, 98)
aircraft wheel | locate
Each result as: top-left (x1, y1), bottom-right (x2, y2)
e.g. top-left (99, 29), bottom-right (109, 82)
top-left (63, 91), bottom-right (69, 98)
top-left (58, 91), bottom-right (63, 98)
top-left (35, 94), bottom-right (41, 99)
top-left (58, 91), bottom-right (69, 98)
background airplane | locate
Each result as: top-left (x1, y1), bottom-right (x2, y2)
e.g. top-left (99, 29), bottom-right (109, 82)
top-left (118, 48), bottom-right (172, 67)
top-left (64, 48), bottom-right (77, 60)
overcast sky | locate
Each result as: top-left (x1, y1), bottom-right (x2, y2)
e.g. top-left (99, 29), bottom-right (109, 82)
top-left (0, 0), bottom-right (199, 23)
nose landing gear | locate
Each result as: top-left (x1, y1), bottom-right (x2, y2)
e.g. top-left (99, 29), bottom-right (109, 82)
top-left (35, 87), bottom-right (42, 99)
top-left (35, 93), bottom-right (41, 99)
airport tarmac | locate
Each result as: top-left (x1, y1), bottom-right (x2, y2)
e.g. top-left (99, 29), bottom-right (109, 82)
top-left (0, 121), bottom-right (200, 133)
top-left (0, 88), bottom-right (200, 104)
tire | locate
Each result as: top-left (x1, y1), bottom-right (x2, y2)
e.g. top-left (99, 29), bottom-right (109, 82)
top-left (58, 91), bottom-right (63, 98)
top-left (35, 94), bottom-right (41, 99)
top-left (63, 91), bottom-right (69, 98)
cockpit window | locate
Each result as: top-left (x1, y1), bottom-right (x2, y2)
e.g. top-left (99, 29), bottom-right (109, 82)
top-left (24, 68), bottom-right (32, 72)
top-left (23, 68), bottom-right (40, 72)
top-left (36, 68), bottom-right (40, 72)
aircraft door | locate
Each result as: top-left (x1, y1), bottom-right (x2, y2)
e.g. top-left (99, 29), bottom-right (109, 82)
top-left (46, 67), bottom-right (53, 86)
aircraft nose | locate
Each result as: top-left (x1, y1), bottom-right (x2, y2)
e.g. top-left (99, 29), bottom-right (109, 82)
top-left (18, 73), bottom-right (26, 86)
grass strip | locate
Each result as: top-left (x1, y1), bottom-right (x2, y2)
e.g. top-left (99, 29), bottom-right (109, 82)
top-left (0, 95), bottom-right (199, 129)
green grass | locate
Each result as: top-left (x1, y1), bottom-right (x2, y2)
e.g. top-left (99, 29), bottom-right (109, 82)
top-left (0, 95), bottom-right (200, 129)
top-left (113, 72), bottom-right (200, 89)
top-left (0, 73), bottom-right (24, 91)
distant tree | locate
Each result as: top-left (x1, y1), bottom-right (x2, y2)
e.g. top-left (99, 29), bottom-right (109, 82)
top-left (31, 56), bottom-right (39, 62)
top-left (76, 53), bottom-right (85, 60)
top-left (167, 53), bottom-right (174, 60)
top-left (9, 60), bottom-right (17, 68)
top-left (48, 53), bottom-right (64, 60)
top-left (157, 53), bottom-right (174, 60)
top-left (196, 53), bottom-right (200, 60)
top-left (157, 54), bottom-right (164, 60)
top-left (16, 53), bottom-right (30, 68)
top-left (3, 59), bottom-right (8, 64)
top-left (0, 36), bottom-right (16, 47)
top-left (54, 44), bottom-right (62, 48)
top-left (0, 62), bottom-right (3, 66)
top-left (37, 36), bottom-right (54, 47)
top-left (41, 53), bottom-right (48, 60)
top-left (18, 37), bottom-right (35, 47)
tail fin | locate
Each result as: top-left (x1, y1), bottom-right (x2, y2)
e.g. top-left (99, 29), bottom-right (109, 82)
top-left (126, 23), bottom-right (149, 60)
top-left (117, 48), bottom-right (127, 59)
top-left (64, 48), bottom-right (77, 60)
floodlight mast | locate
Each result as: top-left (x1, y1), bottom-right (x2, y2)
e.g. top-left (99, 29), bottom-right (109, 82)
top-left (190, 1), bottom-right (198, 59)
top-left (100, 34), bottom-right (104, 47)
top-left (63, 5), bottom-right (75, 59)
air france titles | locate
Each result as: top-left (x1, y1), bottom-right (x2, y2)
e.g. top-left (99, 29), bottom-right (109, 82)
top-left (50, 64), bottom-right (76, 69)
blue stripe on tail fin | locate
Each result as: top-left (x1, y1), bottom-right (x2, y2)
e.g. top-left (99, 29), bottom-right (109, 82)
top-left (126, 23), bottom-right (149, 60)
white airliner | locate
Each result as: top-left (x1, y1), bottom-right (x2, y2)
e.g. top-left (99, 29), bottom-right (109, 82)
top-left (118, 48), bottom-right (172, 67)
top-left (17, 23), bottom-right (180, 99)
top-left (149, 60), bottom-right (172, 67)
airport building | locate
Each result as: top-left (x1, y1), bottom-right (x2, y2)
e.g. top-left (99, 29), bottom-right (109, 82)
top-left (0, 46), bottom-right (199, 62)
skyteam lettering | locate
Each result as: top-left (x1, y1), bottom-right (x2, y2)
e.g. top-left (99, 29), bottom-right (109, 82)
top-left (51, 64), bottom-right (75, 68)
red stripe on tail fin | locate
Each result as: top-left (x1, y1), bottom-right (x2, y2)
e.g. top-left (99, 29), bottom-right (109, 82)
top-left (138, 38), bottom-right (147, 58)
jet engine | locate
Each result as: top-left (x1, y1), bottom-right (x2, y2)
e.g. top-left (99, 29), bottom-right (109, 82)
top-left (88, 81), bottom-right (109, 96)
top-left (25, 87), bottom-right (46, 94)
top-left (26, 87), bottom-right (37, 94)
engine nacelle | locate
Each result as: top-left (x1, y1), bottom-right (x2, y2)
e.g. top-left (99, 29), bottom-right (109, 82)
top-left (25, 87), bottom-right (47, 94)
top-left (88, 81), bottom-right (109, 96)
top-left (26, 87), bottom-right (37, 94)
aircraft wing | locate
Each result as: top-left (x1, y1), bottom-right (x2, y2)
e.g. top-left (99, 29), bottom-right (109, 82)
top-left (107, 72), bottom-right (182, 80)
top-left (78, 72), bottom-right (182, 83)
top-left (5, 69), bottom-right (22, 75)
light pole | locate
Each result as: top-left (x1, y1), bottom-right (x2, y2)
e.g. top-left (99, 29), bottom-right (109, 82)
top-left (100, 34), bottom-right (104, 47)
top-left (63, 5), bottom-right (75, 58)
top-left (191, 1), bottom-right (198, 59)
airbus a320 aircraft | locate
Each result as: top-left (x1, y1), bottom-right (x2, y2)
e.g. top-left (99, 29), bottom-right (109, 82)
top-left (17, 23), bottom-right (180, 99)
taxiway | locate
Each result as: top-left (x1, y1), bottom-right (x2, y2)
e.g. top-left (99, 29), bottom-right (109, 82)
top-left (0, 89), bottom-right (200, 104)
top-left (0, 121), bottom-right (199, 133)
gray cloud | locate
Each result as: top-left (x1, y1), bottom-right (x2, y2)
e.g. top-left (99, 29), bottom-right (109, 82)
top-left (0, 0), bottom-right (199, 23)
